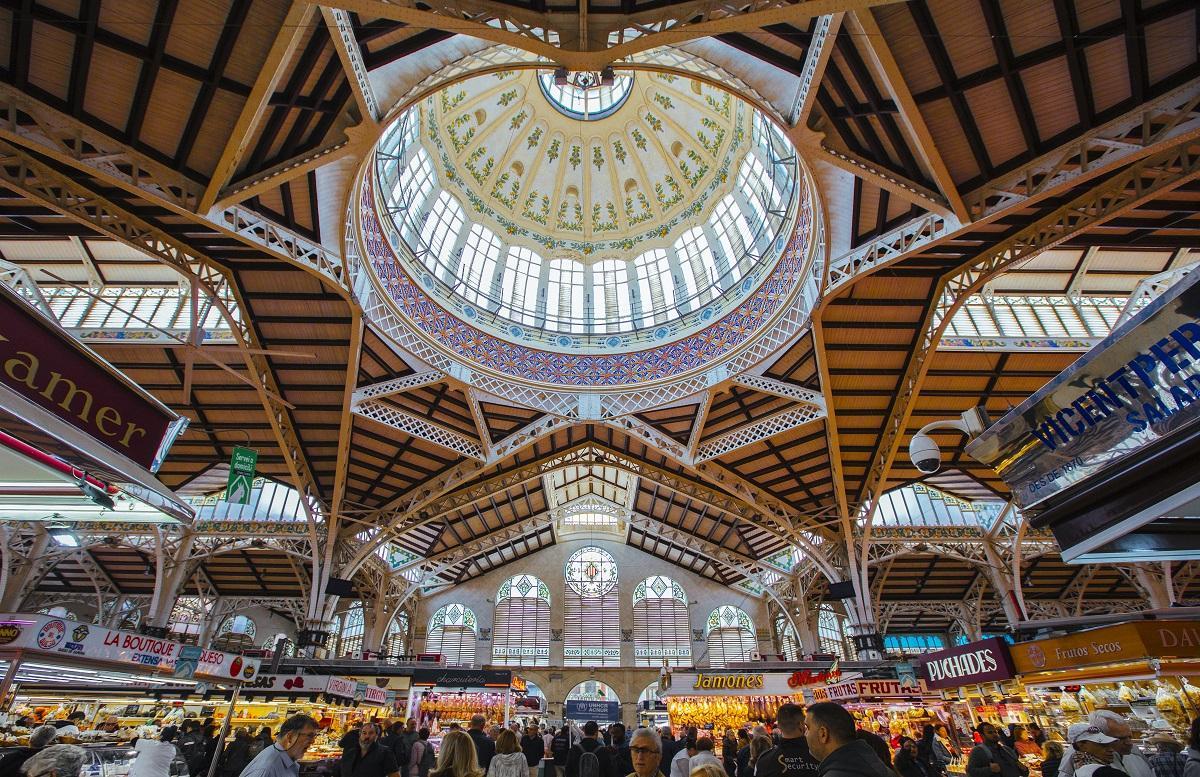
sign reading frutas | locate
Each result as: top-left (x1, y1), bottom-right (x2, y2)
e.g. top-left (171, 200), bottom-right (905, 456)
top-left (913, 637), bottom-right (1015, 690)
top-left (0, 285), bottom-right (183, 471)
top-left (966, 269), bottom-right (1200, 509)
top-left (225, 446), bottom-right (258, 506)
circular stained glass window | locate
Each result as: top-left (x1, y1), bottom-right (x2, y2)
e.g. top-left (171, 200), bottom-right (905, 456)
top-left (565, 546), bottom-right (618, 597)
top-left (538, 70), bottom-right (634, 120)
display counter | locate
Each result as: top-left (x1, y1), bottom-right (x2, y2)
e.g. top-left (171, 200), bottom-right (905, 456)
top-left (660, 671), bottom-right (807, 732)
top-left (407, 668), bottom-right (515, 746)
top-left (803, 678), bottom-right (942, 744)
top-left (1011, 620), bottom-right (1200, 743)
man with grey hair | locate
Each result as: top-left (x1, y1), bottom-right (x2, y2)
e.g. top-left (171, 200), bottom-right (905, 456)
top-left (1059, 711), bottom-right (1151, 777)
top-left (628, 728), bottom-right (665, 777)
top-left (469, 714), bottom-right (496, 771)
top-left (19, 743), bottom-right (85, 777)
top-left (0, 725), bottom-right (58, 776)
top-left (241, 714), bottom-right (321, 777)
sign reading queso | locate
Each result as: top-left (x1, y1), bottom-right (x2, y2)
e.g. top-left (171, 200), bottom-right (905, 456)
top-left (0, 285), bottom-right (182, 471)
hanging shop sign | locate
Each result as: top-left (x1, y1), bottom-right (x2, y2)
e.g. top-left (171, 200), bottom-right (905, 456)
top-left (806, 678), bottom-right (928, 703)
top-left (564, 700), bottom-right (620, 722)
top-left (663, 672), bottom-right (800, 696)
top-left (0, 284), bottom-right (186, 472)
top-left (225, 446), bottom-right (258, 506)
top-left (1011, 620), bottom-right (1200, 674)
top-left (246, 674), bottom-right (362, 698)
top-left (362, 684), bottom-right (390, 705)
top-left (412, 668), bottom-right (513, 688)
top-left (966, 269), bottom-right (1200, 511)
top-left (913, 637), bottom-right (1016, 690)
top-left (0, 613), bottom-right (260, 681)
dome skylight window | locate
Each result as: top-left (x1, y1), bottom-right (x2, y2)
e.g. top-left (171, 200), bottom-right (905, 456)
top-left (355, 64), bottom-right (820, 404)
top-left (538, 68), bottom-right (633, 120)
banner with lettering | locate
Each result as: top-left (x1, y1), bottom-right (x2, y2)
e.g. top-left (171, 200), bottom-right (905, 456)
top-left (913, 637), bottom-right (1016, 690)
top-left (806, 678), bottom-right (930, 703)
top-left (0, 613), bottom-right (259, 682)
top-left (1011, 620), bottom-right (1200, 674)
top-left (0, 284), bottom-right (184, 472)
top-left (564, 700), bottom-right (620, 721)
top-left (662, 672), bottom-right (800, 696)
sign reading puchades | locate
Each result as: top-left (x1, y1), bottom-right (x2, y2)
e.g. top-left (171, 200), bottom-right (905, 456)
top-left (0, 613), bottom-right (260, 682)
top-left (966, 269), bottom-right (1200, 511)
top-left (912, 637), bottom-right (1015, 690)
top-left (411, 668), bottom-right (512, 688)
top-left (564, 700), bottom-right (620, 722)
top-left (0, 284), bottom-right (185, 472)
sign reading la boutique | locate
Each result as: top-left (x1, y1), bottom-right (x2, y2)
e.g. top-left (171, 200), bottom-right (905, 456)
top-left (914, 637), bottom-right (1016, 691)
top-left (0, 613), bottom-right (260, 681)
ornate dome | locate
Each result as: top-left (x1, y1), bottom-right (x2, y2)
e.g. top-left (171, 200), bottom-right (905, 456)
top-left (354, 64), bottom-right (819, 411)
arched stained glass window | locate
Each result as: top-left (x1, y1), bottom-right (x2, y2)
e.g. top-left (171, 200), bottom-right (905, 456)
top-left (168, 597), bottom-right (208, 645)
top-left (384, 611), bottom-right (409, 657)
top-left (592, 260), bottom-right (632, 333)
top-left (632, 576), bottom-right (691, 667)
top-left (564, 546), bottom-right (620, 666)
top-left (492, 574), bottom-right (551, 666)
top-left (214, 614), bottom-right (257, 651)
top-left (818, 604), bottom-right (851, 659)
top-left (426, 604), bottom-right (478, 668)
top-left (38, 606), bottom-right (79, 621)
top-left (705, 605), bottom-right (757, 668)
top-left (776, 615), bottom-right (801, 662)
top-left (263, 633), bottom-right (296, 657)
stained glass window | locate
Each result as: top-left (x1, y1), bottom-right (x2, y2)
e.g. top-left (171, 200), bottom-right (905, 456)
top-left (492, 575), bottom-right (551, 666)
top-left (705, 606), bottom-right (757, 668)
top-left (564, 546), bottom-right (620, 666)
top-left (426, 604), bottom-right (478, 668)
top-left (633, 576), bottom-right (692, 667)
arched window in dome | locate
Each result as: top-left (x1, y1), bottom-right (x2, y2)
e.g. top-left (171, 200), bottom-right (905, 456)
top-left (419, 191), bottom-right (466, 283)
top-left (564, 546), bottom-right (620, 666)
top-left (739, 153), bottom-right (784, 219)
top-left (492, 574), bottom-right (551, 666)
top-left (818, 604), bottom-right (851, 659)
top-left (705, 606), bottom-right (757, 668)
top-left (776, 615), bottom-right (802, 662)
top-left (632, 576), bottom-right (691, 667)
top-left (546, 259), bottom-right (585, 332)
top-left (633, 249), bottom-right (676, 327)
top-left (456, 225), bottom-right (502, 309)
top-left (168, 597), bottom-right (209, 645)
top-left (499, 246), bottom-right (542, 326)
top-left (673, 227), bottom-right (719, 305)
top-left (214, 614), bottom-right (257, 651)
top-left (592, 260), bottom-right (632, 333)
top-left (426, 604), bottom-right (477, 668)
top-left (384, 611), bottom-right (409, 658)
top-left (710, 195), bottom-right (756, 285)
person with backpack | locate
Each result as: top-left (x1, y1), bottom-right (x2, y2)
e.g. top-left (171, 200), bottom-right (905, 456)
top-left (218, 728), bottom-right (255, 777)
top-left (410, 728), bottom-right (436, 777)
top-left (566, 723), bottom-right (615, 777)
top-left (383, 723), bottom-right (411, 771)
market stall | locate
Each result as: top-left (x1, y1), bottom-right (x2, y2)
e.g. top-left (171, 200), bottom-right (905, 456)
top-left (1010, 620), bottom-right (1200, 742)
top-left (660, 671), bottom-right (804, 733)
top-left (407, 668), bottom-right (514, 744)
top-left (0, 612), bottom-right (260, 775)
top-left (803, 677), bottom-right (943, 746)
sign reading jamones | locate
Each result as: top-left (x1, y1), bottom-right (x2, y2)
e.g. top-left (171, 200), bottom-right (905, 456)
top-left (913, 637), bottom-right (1015, 690)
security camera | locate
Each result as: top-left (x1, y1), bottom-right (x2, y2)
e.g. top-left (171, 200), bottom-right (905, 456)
top-left (909, 433), bottom-right (942, 474)
top-left (907, 408), bottom-right (992, 475)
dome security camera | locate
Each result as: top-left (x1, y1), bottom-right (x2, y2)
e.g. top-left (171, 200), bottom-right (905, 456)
top-left (909, 433), bottom-right (942, 474)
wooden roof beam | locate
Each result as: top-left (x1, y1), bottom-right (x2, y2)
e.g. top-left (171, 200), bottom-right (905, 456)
top-left (847, 9), bottom-right (967, 222)
top-left (322, 6), bottom-right (382, 126)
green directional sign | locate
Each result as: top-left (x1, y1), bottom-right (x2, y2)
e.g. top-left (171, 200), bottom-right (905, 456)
top-left (225, 446), bottom-right (258, 505)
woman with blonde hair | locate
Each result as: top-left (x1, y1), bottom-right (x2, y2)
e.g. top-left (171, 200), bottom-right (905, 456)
top-left (693, 764), bottom-right (728, 777)
top-left (489, 730), bottom-right (530, 777)
top-left (748, 736), bottom-right (773, 773)
top-left (431, 730), bottom-right (484, 777)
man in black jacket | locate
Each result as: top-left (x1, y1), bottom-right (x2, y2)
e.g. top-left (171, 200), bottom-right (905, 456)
top-left (566, 722), bottom-right (616, 777)
top-left (754, 705), bottom-right (819, 777)
top-left (469, 715), bottom-right (496, 771)
top-left (523, 724), bottom-right (548, 777)
top-left (803, 703), bottom-right (891, 777)
top-left (609, 724), bottom-right (633, 777)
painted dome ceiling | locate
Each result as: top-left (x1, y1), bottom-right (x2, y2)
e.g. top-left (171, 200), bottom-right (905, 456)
top-left (356, 65), bottom-right (817, 409)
